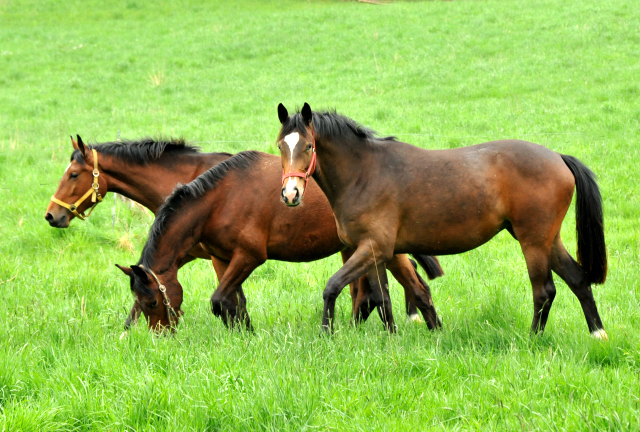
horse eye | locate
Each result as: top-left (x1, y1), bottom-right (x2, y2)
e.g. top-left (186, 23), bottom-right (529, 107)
top-left (148, 300), bottom-right (158, 308)
top-left (306, 144), bottom-right (312, 151)
top-left (70, 173), bottom-right (79, 179)
top-left (277, 144), bottom-right (282, 151)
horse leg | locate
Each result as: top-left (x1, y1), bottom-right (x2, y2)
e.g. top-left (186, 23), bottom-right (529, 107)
top-left (209, 256), bottom-right (251, 328)
top-left (550, 237), bottom-right (607, 339)
top-left (322, 242), bottom-right (394, 333)
top-left (340, 249), bottom-right (371, 324)
top-left (520, 243), bottom-right (556, 334)
top-left (366, 261), bottom-right (396, 332)
top-left (352, 275), bottom-right (377, 325)
top-left (210, 251), bottom-right (261, 331)
top-left (387, 255), bottom-right (442, 330)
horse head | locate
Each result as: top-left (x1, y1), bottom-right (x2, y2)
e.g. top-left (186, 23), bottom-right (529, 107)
top-left (276, 103), bottom-right (316, 207)
top-left (45, 135), bottom-right (105, 227)
top-left (115, 264), bottom-right (184, 332)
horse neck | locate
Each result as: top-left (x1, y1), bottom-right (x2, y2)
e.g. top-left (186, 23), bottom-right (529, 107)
top-left (146, 199), bottom-right (211, 274)
top-left (312, 136), bottom-right (366, 206)
top-left (98, 152), bottom-right (226, 213)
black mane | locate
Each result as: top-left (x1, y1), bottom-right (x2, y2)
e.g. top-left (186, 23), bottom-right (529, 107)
top-left (71, 137), bottom-right (200, 165)
top-left (279, 109), bottom-right (396, 143)
top-left (139, 151), bottom-right (262, 269)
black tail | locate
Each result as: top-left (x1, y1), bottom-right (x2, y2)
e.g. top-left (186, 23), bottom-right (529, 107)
top-left (561, 154), bottom-right (607, 284)
top-left (411, 255), bottom-right (444, 280)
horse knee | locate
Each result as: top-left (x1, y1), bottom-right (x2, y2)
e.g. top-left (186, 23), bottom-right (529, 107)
top-left (323, 278), bottom-right (343, 302)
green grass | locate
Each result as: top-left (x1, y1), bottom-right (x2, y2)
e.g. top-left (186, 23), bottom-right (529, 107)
top-left (1, 0), bottom-right (640, 430)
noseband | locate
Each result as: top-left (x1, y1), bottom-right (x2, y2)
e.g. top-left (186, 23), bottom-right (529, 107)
top-left (139, 265), bottom-right (179, 328)
top-left (50, 149), bottom-right (103, 220)
top-left (281, 130), bottom-right (316, 197)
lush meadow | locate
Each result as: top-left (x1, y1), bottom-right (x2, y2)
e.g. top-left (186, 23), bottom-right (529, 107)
top-left (1, 0), bottom-right (639, 430)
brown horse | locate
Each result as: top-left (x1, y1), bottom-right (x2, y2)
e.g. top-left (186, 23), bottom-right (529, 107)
top-left (276, 103), bottom-right (608, 339)
top-left (46, 136), bottom-right (443, 329)
top-left (114, 151), bottom-right (444, 330)
top-left (45, 136), bottom-right (236, 327)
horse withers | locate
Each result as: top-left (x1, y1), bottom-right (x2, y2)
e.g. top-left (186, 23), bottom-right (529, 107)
top-left (276, 103), bottom-right (608, 339)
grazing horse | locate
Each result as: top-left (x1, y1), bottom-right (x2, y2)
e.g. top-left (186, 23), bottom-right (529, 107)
top-left (46, 136), bottom-right (443, 329)
top-left (276, 103), bottom-right (608, 339)
top-left (115, 151), bottom-right (444, 330)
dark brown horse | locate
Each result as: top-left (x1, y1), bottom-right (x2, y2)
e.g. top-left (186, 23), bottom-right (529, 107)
top-left (276, 103), bottom-right (608, 339)
top-left (46, 137), bottom-right (443, 329)
top-left (114, 151), bottom-right (444, 330)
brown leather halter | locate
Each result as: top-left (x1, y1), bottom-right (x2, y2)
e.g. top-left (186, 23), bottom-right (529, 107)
top-left (139, 265), bottom-right (178, 328)
top-left (50, 149), bottom-right (103, 220)
top-left (281, 130), bottom-right (316, 197)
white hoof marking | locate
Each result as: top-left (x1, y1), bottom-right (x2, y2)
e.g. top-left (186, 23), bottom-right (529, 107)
top-left (408, 313), bottom-right (422, 323)
top-left (591, 329), bottom-right (609, 341)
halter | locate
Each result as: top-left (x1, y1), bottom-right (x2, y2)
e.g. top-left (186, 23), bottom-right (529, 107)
top-left (50, 149), bottom-right (103, 220)
top-left (138, 265), bottom-right (179, 328)
top-left (281, 129), bottom-right (316, 197)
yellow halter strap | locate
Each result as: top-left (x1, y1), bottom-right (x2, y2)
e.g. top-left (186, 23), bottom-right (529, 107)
top-left (50, 149), bottom-right (103, 221)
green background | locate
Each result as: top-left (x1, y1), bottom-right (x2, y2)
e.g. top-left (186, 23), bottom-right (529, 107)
top-left (0, 0), bottom-right (638, 430)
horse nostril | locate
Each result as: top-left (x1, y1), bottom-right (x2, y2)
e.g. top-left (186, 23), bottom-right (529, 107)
top-left (281, 189), bottom-right (289, 204)
top-left (45, 213), bottom-right (54, 222)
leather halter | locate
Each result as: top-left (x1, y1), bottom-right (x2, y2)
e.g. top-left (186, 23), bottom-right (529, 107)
top-left (281, 130), bottom-right (316, 197)
top-left (50, 149), bottom-right (103, 220)
top-left (139, 265), bottom-right (178, 328)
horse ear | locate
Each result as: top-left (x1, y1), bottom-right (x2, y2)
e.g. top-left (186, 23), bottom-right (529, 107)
top-left (301, 103), bottom-right (312, 126)
top-left (115, 264), bottom-right (133, 276)
top-left (74, 134), bottom-right (87, 158)
top-left (130, 265), bottom-right (150, 284)
top-left (278, 103), bottom-right (289, 124)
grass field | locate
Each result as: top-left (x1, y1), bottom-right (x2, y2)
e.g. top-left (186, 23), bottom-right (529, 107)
top-left (1, 0), bottom-right (639, 430)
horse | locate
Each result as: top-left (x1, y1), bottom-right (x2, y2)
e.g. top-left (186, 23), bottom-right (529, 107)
top-left (114, 151), bottom-right (445, 330)
top-left (45, 136), bottom-right (236, 327)
top-left (276, 103), bottom-right (608, 339)
top-left (46, 136), bottom-right (444, 329)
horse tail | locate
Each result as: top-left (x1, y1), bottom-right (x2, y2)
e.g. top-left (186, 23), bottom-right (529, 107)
top-left (561, 154), bottom-right (607, 284)
top-left (411, 254), bottom-right (444, 280)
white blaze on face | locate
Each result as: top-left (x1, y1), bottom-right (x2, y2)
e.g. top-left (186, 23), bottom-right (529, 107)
top-left (282, 132), bottom-right (303, 200)
top-left (64, 163), bottom-right (72, 174)
top-left (284, 132), bottom-right (300, 166)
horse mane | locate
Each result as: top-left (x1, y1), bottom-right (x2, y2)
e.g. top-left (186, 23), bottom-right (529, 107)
top-left (139, 150), bottom-right (262, 269)
top-left (71, 137), bottom-right (201, 165)
top-left (279, 109), bottom-right (397, 143)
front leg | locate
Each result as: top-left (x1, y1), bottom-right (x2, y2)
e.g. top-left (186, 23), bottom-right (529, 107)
top-left (322, 241), bottom-right (393, 333)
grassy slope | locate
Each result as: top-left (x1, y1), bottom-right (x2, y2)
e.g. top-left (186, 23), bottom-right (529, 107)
top-left (1, 0), bottom-right (639, 430)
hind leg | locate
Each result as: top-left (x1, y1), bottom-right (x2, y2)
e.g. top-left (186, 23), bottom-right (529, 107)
top-left (550, 237), bottom-right (607, 339)
top-left (520, 243), bottom-right (557, 334)
top-left (387, 255), bottom-right (442, 330)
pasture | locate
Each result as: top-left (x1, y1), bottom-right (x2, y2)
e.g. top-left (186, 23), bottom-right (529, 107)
top-left (1, 0), bottom-right (639, 430)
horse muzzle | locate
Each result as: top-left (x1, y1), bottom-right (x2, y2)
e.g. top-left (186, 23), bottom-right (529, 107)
top-left (44, 212), bottom-right (69, 228)
top-left (281, 186), bottom-right (301, 206)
